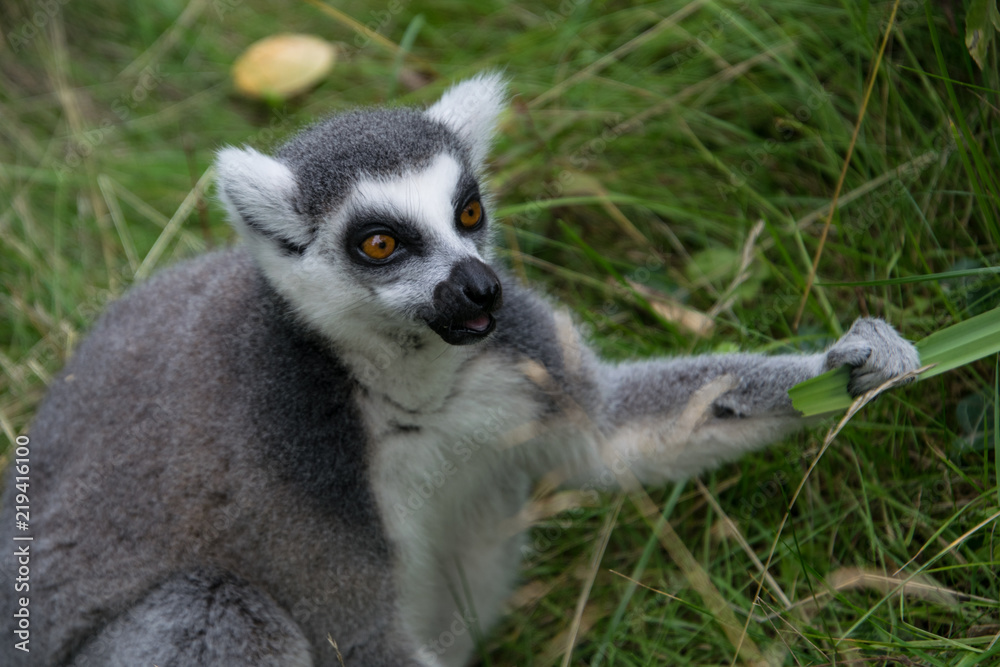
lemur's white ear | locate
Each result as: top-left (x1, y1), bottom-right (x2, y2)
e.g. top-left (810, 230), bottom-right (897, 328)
top-left (426, 71), bottom-right (508, 167)
top-left (215, 147), bottom-right (312, 255)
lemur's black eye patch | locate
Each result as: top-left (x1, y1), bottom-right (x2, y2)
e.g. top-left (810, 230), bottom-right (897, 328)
top-left (344, 209), bottom-right (425, 266)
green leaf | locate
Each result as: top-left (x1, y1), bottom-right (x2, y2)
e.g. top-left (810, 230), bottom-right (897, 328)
top-left (966, 0), bottom-right (1000, 70)
top-left (817, 266), bottom-right (1000, 287)
top-left (790, 307), bottom-right (1000, 416)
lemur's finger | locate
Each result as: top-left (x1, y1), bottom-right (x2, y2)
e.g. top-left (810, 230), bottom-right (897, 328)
top-left (825, 340), bottom-right (872, 370)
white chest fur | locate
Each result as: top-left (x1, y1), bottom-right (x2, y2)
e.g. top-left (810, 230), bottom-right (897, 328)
top-left (356, 343), bottom-right (544, 666)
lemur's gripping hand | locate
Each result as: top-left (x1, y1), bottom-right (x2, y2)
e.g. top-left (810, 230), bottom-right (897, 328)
top-left (824, 318), bottom-right (920, 397)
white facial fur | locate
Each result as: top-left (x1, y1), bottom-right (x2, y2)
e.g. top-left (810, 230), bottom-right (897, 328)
top-left (239, 153), bottom-right (492, 413)
top-left (260, 153), bottom-right (480, 328)
top-left (348, 153), bottom-right (487, 314)
top-left (213, 74), bottom-right (508, 411)
top-left (214, 72), bottom-right (509, 349)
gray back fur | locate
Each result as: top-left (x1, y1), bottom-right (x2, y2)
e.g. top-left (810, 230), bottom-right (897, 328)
top-left (0, 251), bottom-right (411, 665)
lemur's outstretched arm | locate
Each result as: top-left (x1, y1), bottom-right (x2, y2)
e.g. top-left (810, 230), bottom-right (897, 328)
top-left (577, 318), bottom-right (920, 484)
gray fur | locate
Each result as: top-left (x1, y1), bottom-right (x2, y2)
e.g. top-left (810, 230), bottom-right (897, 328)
top-left (279, 108), bottom-right (468, 219)
top-left (70, 568), bottom-right (314, 667)
top-left (826, 317), bottom-right (921, 395)
top-left (1, 251), bottom-right (417, 666)
top-left (0, 73), bottom-right (920, 666)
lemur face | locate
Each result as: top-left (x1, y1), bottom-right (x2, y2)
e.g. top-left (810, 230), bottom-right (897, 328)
top-left (336, 152), bottom-right (503, 346)
top-left (215, 74), bottom-right (508, 347)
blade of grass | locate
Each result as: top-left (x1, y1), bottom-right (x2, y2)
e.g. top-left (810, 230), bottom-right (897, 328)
top-left (591, 483), bottom-right (684, 667)
top-left (135, 167), bottom-right (214, 281)
top-left (528, 0), bottom-right (708, 108)
top-left (387, 13), bottom-right (425, 99)
top-left (559, 495), bottom-right (622, 667)
top-left (735, 368), bottom-right (926, 666)
top-left (818, 266), bottom-right (1000, 287)
top-left (302, 0), bottom-right (431, 67)
top-left (556, 219), bottom-right (681, 333)
top-left (926, 1), bottom-right (1000, 239)
top-left (790, 307), bottom-right (1000, 416)
top-left (792, 0), bottom-right (903, 331)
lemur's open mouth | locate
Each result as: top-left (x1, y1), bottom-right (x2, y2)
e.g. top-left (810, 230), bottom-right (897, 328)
top-left (428, 311), bottom-right (496, 345)
top-left (461, 314), bottom-right (493, 333)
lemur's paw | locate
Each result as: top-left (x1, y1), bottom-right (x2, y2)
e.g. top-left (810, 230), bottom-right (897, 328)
top-left (825, 318), bottom-right (920, 397)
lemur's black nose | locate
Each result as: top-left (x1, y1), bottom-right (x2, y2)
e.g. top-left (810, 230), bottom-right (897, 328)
top-left (426, 258), bottom-right (504, 345)
top-left (452, 257), bottom-right (502, 313)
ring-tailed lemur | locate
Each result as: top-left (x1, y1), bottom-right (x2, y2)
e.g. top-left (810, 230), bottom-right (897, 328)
top-left (1, 73), bottom-right (919, 666)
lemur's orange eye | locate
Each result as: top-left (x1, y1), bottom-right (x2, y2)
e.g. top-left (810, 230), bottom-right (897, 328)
top-left (360, 234), bottom-right (396, 260)
top-left (459, 199), bottom-right (482, 228)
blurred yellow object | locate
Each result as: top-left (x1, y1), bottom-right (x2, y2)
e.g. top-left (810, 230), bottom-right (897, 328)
top-left (232, 34), bottom-right (336, 100)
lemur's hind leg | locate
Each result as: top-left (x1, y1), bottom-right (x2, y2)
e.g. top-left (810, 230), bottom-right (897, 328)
top-left (70, 567), bottom-right (436, 667)
top-left (69, 568), bottom-right (315, 667)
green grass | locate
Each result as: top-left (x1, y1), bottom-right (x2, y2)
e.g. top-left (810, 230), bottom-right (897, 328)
top-left (2, 0), bottom-right (999, 664)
